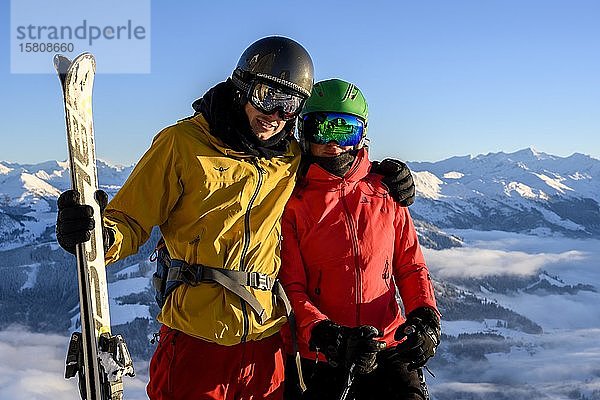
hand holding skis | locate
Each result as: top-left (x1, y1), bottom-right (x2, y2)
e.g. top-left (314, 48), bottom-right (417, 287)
top-left (57, 189), bottom-right (113, 254)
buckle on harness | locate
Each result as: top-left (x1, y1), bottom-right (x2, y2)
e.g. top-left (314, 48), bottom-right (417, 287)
top-left (248, 272), bottom-right (271, 290)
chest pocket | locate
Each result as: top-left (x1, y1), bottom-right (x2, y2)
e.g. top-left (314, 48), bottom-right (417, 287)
top-left (189, 156), bottom-right (252, 245)
top-left (197, 156), bottom-right (248, 183)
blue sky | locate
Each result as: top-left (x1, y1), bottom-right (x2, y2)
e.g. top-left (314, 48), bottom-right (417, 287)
top-left (1, 0), bottom-right (599, 165)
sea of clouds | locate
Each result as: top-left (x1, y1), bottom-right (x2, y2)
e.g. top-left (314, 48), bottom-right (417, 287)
top-left (426, 231), bottom-right (600, 399)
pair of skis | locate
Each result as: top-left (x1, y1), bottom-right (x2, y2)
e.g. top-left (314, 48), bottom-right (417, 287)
top-left (55, 53), bottom-right (135, 400)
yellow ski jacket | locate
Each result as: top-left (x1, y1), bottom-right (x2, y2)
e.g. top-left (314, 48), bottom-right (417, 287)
top-left (104, 114), bottom-right (301, 345)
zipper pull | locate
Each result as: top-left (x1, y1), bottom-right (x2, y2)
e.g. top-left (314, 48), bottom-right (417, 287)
top-left (251, 158), bottom-right (266, 174)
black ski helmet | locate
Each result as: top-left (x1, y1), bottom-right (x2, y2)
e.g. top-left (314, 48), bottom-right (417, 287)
top-left (231, 36), bottom-right (314, 98)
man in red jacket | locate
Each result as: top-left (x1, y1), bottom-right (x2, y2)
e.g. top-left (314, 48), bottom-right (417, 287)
top-left (280, 79), bottom-right (441, 400)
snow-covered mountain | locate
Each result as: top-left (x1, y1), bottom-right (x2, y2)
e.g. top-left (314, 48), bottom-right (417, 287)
top-left (408, 148), bottom-right (600, 238)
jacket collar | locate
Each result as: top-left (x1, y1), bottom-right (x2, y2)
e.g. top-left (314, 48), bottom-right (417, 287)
top-left (189, 114), bottom-right (299, 159)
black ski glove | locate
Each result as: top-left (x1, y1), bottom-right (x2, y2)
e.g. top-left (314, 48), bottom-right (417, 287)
top-left (309, 320), bottom-right (347, 367)
top-left (309, 321), bottom-right (386, 374)
top-left (344, 325), bottom-right (386, 374)
top-left (394, 307), bottom-right (441, 370)
top-left (371, 158), bottom-right (415, 207)
top-left (56, 189), bottom-right (114, 254)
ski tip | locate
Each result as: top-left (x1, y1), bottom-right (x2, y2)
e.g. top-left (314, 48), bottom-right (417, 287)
top-left (74, 52), bottom-right (95, 60)
top-left (72, 53), bottom-right (97, 72)
top-left (54, 53), bottom-right (97, 75)
top-left (53, 54), bottom-right (71, 75)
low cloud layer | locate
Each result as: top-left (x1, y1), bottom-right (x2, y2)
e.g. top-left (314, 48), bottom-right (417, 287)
top-left (430, 328), bottom-right (600, 399)
top-left (424, 232), bottom-right (600, 398)
top-left (2, 325), bottom-right (598, 400)
top-left (424, 246), bottom-right (586, 278)
top-left (422, 231), bottom-right (599, 280)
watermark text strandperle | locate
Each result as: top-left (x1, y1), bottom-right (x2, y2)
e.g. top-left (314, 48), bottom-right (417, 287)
top-left (15, 19), bottom-right (146, 47)
top-left (11, 0), bottom-right (150, 73)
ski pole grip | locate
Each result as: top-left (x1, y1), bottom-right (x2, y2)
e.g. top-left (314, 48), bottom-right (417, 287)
top-left (395, 324), bottom-right (417, 341)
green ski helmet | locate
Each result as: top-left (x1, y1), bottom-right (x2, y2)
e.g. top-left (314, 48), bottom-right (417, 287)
top-left (299, 78), bottom-right (369, 151)
top-left (231, 36), bottom-right (314, 98)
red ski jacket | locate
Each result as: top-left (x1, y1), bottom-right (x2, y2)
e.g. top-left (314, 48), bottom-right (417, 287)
top-left (279, 149), bottom-right (438, 361)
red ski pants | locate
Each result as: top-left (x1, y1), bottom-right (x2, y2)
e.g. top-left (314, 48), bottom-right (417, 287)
top-left (147, 325), bottom-right (285, 400)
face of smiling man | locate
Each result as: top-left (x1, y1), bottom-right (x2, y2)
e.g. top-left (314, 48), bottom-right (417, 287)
top-left (244, 102), bottom-right (287, 141)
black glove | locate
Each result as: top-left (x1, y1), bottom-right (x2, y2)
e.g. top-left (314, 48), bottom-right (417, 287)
top-left (309, 321), bottom-right (386, 374)
top-left (344, 325), bottom-right (386, 374)
top-left (309, 320), bottom-right (347, 367)
top-left (56, 189), bottom-right (113, 254)
top-left (371, 158), bottom-right (415, 207)
top-left (394, 307), bottom-right (441, 370)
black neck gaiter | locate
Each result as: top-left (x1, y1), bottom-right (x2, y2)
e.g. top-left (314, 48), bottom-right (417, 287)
top-left (308, 150), bottom-right (358, 177)
top-left (192, 79), bottom-right (293, 159)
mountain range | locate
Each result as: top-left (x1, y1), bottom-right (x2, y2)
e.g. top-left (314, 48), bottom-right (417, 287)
top-left (408, 147), bottom-right (600, 238)
top-left (2, 147), bottom-right (599, 251)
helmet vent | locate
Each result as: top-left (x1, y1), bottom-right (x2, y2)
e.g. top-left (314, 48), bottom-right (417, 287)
top-left (342, 84), bottom-right (357, 101)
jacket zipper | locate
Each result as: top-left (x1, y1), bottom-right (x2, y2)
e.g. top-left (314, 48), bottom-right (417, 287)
top-left (240, 159), bottom-right (265, 271)
top-left (240, 159), bottom-right (265, 343)
top-left (340, 181), bottom-right (362, 325)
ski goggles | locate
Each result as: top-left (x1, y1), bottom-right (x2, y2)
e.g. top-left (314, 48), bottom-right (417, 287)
top-left (248, 81), bottom-right (305, 120)
top-left (302, 112), bottom-right (366, 147)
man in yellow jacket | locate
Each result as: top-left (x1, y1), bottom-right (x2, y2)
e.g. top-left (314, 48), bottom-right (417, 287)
top-left (56, 36), bottom-right (416, 399)
top-left (57, 36), bottom-right (313, 400)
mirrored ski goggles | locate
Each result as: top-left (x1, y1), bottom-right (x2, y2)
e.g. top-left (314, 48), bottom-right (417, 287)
top-left (302, 112), bottom-right (366, 147)
top-left (248, 81), bottom-right (305, 120)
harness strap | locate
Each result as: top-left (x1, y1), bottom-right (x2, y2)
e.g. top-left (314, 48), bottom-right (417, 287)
top-left (273, 282), bottom-right (307, 392)
top-left (167, 260), bottom-right (275, 323)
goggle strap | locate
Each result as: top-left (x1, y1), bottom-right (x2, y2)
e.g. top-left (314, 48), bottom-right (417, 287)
top-left (255, 73), bottom-right (310, 98)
